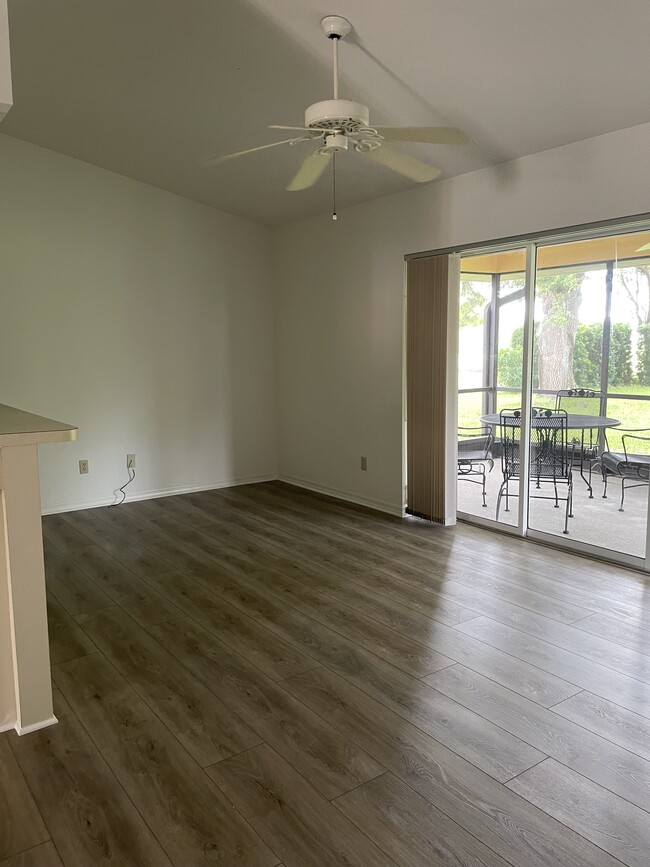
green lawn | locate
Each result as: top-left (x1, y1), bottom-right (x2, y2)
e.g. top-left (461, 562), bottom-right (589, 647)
top-left (606, 386), bottom-right (650, 453)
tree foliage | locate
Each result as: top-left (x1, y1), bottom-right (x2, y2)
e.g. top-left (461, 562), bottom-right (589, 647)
top-left (618, 266), bottom-right (650, 327)
top-left (459, 280), bottom-right (489, 328)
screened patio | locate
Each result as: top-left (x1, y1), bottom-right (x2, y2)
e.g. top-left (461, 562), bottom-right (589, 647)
top-left (457, 230), bottom-right (650, 561)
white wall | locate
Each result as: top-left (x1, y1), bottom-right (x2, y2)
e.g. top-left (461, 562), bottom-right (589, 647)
top-left (0, 134), bottom-right (277, 513)
top-left (0, 0), bottom-right (11, 119)
top-left (4, 120), bottom-right (650, 518)
top-left (274, 122), bottom-right (650, 514)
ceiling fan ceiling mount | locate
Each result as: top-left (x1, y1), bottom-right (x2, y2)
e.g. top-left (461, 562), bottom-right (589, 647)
top-left (320, 15), bottom-right (352, 40)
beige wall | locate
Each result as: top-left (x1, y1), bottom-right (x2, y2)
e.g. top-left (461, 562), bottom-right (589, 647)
top-left (0, 134), bottom-right (278, 512)
top-left (274, 122), bottom-right (650, 514)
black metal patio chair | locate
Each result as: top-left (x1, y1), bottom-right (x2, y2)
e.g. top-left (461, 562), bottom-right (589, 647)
top-left (457, 426), bottom-right (494, 508)
top-left (601, 429), bottom-right (650, 511)
top-left (555, 388), bottom-right (605, 497)
top-left (497, 408), bottom-right (575, 533)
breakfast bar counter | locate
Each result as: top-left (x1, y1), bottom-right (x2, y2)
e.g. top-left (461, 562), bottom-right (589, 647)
top-left (0, 404), bottom-right (77, 734)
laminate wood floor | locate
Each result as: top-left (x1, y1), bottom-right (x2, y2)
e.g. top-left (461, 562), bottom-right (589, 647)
top-left (3, 481), bottom-right (650, 865)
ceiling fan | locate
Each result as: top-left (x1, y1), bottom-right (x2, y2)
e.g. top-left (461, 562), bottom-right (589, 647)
top-left (204, 16), bottom-right (468, 212)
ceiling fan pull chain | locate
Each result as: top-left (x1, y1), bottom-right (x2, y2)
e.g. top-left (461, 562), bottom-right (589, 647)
top-left (332, 151), bottom-right (338, 221)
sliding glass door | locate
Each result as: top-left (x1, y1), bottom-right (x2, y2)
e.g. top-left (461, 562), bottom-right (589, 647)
top-left (456, 224), bottom-right (650, 569)
top-left (457, 248), bottom-right (527, 527)
top-left (528, 232), bottom-right (650, 561)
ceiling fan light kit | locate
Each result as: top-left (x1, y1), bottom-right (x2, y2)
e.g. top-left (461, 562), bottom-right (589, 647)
top-left (320, 132), bottom-right (348, 154)
top-left (204, 14), bottom-right (467, 217)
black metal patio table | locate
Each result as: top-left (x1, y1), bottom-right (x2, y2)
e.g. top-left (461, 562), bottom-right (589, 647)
top-left (480, 412), bottom-right (620, 496)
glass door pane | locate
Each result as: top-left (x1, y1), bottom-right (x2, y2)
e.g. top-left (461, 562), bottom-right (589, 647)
top-left (528, 231), bottom-right (650, 560)
top-left (457, 249), bottom-right (527, 526)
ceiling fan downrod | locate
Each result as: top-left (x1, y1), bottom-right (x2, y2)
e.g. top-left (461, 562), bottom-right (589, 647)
top-left (321, 16), bottom-right (352, 101)
top-left (331, 31), bottom-right (339, 100)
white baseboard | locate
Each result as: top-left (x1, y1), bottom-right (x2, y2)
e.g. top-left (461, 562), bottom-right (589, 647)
top-left (42, 471), bottom-right (405, 519)
top-left (41, 473), bottom-right (278, 515)
top-left (278, 474), bottom-right (404, 517)
top-left (0, 720), bottom-right (15, 733)
top-left (15, 715), bottom-right (58, 736)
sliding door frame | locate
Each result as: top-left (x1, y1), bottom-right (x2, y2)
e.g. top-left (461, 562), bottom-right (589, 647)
top-left (516, 242), bottom-right (537, 535)
top-left (434, 217), bottom-right (650, 572)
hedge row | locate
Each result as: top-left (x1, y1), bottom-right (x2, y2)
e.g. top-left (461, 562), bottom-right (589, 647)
top-left (498, 323), bottom-right (634, 388)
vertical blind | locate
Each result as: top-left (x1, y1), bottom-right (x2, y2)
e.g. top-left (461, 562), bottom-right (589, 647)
top-left (406, 254), bottom-right (450, 523)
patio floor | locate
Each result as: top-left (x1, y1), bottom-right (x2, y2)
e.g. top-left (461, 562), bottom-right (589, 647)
top-left (458, 465), bottom-right (648, 559)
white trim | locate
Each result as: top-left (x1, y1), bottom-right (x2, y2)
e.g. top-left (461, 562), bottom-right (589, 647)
top-left (408, 214), bottom-right (650, 262)
top-left (0, 720), bottom-right (15, 733)
top-left (444, 254), bottom-right (460, 526)
top-left (457, 512), bottom-right (521, 535)
top-left (41, 473), bottom-right (278, 515)
top-left (15, 714), bottom-right (58, 736)
top-left (401, 258), bottom-right (408, 517)
top-left (644, 468), bottom-right (650, 572)
top-left (278, 474), bottom-right (403, 517)
top-left (527, 527), bottom-right (646, 571)
top-left (517, 242), bottom-right (537, 536)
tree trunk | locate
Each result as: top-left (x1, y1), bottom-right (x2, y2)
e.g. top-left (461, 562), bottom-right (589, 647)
top-left (537, 324), bottom-right (577, 390)
top-left (535, 275), bottom-right (583, 391)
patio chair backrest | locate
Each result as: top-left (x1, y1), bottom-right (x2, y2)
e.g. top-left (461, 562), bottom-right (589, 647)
top-left (498, 409), bottom-right (523, 480)
top-left (555, 388), bottom-right (604, 416)
top-left (458, 426), bottom-right (492, 461)
top-left (499, 408), bottom-right (572, 481)
top-left (622, 430), bottom-right (650, 469)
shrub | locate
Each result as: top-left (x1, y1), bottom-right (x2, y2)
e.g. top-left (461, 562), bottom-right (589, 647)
top-left (608, 323), bottom-right (633, 386)
top-left (573, 324), bottom-right (601, 388)
top-left (638, 324), bottom-right (650, 386)
top-left (497, 322), bottom-right (634, 389)
top-left (497, 327), bottom-right (539, 388)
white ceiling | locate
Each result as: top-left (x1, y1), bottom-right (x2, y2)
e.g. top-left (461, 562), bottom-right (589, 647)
top-left (4, 0), bottom-right (650, 225)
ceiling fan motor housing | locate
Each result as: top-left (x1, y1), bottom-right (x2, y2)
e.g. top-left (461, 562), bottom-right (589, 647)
top-left (305, 99), bottom-right (369, 134)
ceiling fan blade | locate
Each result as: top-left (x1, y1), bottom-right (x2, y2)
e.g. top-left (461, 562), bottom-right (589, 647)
top-left (202, 136), bottom-right (310, 167)
top-left (375, 126), bottom-right (468, 145)
top-left (362, 145), bottom-right (441, 183)
top-left (270, 124), bottom-right (318, 133)
top-left (287, 151), bottom-right (331, 191)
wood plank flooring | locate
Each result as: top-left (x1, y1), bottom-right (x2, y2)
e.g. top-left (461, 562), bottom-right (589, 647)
top-left (2, 482), bottom-right (650, 865)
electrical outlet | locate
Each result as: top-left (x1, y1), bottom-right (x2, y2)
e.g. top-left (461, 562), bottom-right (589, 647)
top-left (79, 459), bottom-right (89, 475)
top-left (360, 456), bottom-right (368, 471)
top-left (127, 454), bottom-right (136, 469)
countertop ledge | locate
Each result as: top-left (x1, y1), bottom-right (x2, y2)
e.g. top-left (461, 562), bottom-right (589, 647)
top-left (0, 404), bottom-right (78, 447)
